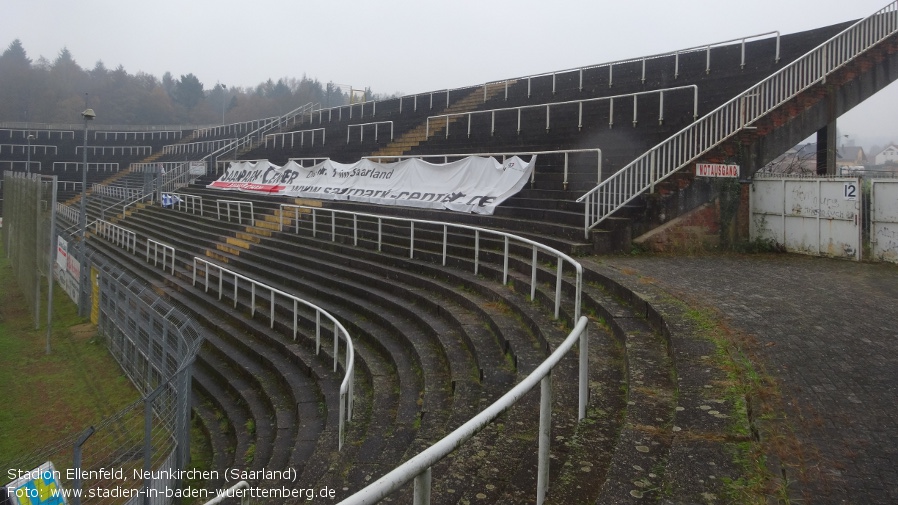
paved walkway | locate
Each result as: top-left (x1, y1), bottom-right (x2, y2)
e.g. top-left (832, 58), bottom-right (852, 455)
top-left (593, 253), bottom-right (898, 504)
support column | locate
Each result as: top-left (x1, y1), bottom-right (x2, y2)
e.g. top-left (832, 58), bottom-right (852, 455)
top-left (816, 120), bottom-right (837, 176)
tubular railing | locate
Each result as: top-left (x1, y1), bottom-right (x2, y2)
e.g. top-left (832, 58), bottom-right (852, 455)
top-left (427, 86), bottom-right (698, 137)
top-left (576, 3), bottom-right (898, 237)
top-left (277, 204), bottom-right (583, 327)
top-left (287, 157), bottom-right (330, 167)
top-left (265, 128), bottom-right (326, 149)
top-left (92, 219), bottom-right (137, 253)
top-left (346, 121), bottom-right (394, 143)
top-left (192, 256), bottom-right (355, 448)
top-left (56, 202), bottom-right (79, 224)
top-left (364, 149), bottom-right (602, 188)
top-left (275, 204), bottom-right (588, 503)
top-left (337, 316), bottom-right (588, 505)
top-left (52, 162), bottom-right (119, 172)
top-left (166, 193), bottom-right (203, 215)
top-left (493, 31), bottom-right (780, 98)
top-left (92, 184), bottom-right (143, 201)
top-left (146, 238), bottom-right (175, 275)
top-left (216, 199), bottom-right (254, 224)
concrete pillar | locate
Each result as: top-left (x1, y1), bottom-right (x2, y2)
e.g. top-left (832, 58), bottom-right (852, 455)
top-left (816, 120), bottom-right (837, 176)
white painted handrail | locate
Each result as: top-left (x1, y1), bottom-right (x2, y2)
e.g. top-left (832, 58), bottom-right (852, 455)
top-left (216, 199), bottom-right (254, 224)
top-left (166, 192), bottom-right (203, 215)
top-left (265, 128), bottom-right (326, 148)
top-left (92, 219), bottom-right (137, 253)
top-left (338, 316), bottom-right (588, 505)
top-left (346, 121), bottom-right (394, 143)
top-left (192, 256), bottom-right (355, 448)
top-left (428, 86), bottom-right (698, 138)
top-left (363, 149), bottom-right (602, 188)
top-left (146, 238), bottom-right (175, 275)
top-left (278, 204), bottom-right (583, 323)
top-left (577, 2), bottom-right (898, 237)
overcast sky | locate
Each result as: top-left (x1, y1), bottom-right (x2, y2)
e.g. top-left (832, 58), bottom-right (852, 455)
top-left (3, 0), bottom-right (898, 147)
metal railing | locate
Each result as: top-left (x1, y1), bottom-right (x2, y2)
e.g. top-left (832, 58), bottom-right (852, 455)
top-left (427, 86), bottom-right (698, 138)
top-left (274, 204), bottom-right (587, 501)
top-left (56, 202), bottom-right (79, 224)
top-left (347, 121), bottom-right (394, 143)
top-left (91, 183), bottom-right (143, 200)
top-left (165, 192), bottom-right (203, 215)
top-left (576, 2), bottom-right (898, 237)
top-left (338, 316), bottom-right (588, 505)
top-left (92, 219), bottom-right (137, 253)
top-left (147, 238), bottom-right (176, 275)
top-left (265, 128), bottom-right (326, 148)
top-left (364, 149), bottom-right (602, 188)
top-left (277, 204), bottom-right (583, 325)
top-left (52, 162), bottom-right (119, 172)
top-left (288, 157), bottom-right (331, 167)
top-left (495, 31), bottom-right (780, 98)
top-left (192, 257), bottom-right (355, 448)
top-left (216, 199), bottom-right (254, 224)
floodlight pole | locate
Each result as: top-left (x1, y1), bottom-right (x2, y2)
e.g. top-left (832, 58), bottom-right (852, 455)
top-left (26, 134), bottom-right (34, 174)
top-left (79, 108), bottom-right (95, 243)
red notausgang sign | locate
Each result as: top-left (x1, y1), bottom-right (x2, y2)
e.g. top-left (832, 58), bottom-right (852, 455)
top-left (696, 163), bottom-right (739, 177)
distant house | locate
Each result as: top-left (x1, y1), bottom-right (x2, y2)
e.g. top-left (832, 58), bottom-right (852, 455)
top-left (838, 145), bottom-right (867, 167)
top-left (874, 144), bottom-right (898, 165)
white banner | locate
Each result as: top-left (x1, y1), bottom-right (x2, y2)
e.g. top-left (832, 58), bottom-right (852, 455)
top-left (208, 156), bottom-right (534, 215)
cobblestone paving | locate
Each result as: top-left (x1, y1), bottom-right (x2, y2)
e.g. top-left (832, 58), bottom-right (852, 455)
top-left (593, 253), bottom-right (898, 504)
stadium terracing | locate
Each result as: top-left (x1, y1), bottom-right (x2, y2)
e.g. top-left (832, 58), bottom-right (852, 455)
top-left (2, 4), bottom-right (897, 503)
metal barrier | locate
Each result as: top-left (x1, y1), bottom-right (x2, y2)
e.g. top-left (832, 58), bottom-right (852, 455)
top-left (347, 121), bottom-right (393, 143)
top-left (427, 85), bottom-right (698, 138)
top-left (577, 2), bottom-right (898, 237)
top-left (166, 192), bottom-right (203, 215)
top-left (92, 219), bottom-right (137, 253)
top-left (277, 204), bottom-right (582, 323)
top-left (192, 256), bottom-right (356, 448)
top-left (364, 149), bottom-right (602, 188)
top-left (265, 128), bottom-right (326, 148)
top-left (338, 316), bottom-right (588, 505)
top-left (216, 199), bottom-right (254, 224)
top-left (147, 238), bottom-right (176, 274)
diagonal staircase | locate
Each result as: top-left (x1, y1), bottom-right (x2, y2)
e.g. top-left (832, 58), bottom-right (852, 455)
top-left (577, 3), bottom-right (898, 239)
top-left (368, 81), bottom-right (514, 159)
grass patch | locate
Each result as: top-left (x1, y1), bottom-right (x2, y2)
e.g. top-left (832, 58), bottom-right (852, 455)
top-left (0, 246), bottom-right (141, 462)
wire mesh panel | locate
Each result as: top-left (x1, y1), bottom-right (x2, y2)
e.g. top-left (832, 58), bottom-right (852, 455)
top-left (1, 249), bottom-right (204, 505)
top-left (2, 171), bottom-right (57, 329)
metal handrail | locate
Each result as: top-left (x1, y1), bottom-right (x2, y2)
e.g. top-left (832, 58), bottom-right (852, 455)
top-left (192, 256), bottom-right (355, 448)
top-left (278, 204), bottom-right (583, 327)
top-left (216, 199), bottom-right (254, 224)
top-left (363, 149), bottom-right (602, 188)
top-left (146, 238), bottom-right (175, 275)
top-left (426, 85), bottom-right (698, 137)
top-left (265, 128), bottom-right (326, 148)
top-left (346, 121), bottom-right (394, 143)
top-left (496, 31), bottom-right (780, 97)
top-left (165, 192), bottom-right (203, 215)
top-left (338, 316), bottom-right (588, 505)
top-left (92, 219), bottom-right (137, 253)
top-left (576, 2), bottom-right (898, 237)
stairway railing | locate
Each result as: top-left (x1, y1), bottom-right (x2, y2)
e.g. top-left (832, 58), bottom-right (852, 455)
top-left (576, 2), bottom-right (898, 238)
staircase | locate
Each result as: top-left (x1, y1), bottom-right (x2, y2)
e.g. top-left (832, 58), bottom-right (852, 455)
top-left (368, 81), bottom-right (514, 159)
top-left (578, 5), bottom-right (898, 240)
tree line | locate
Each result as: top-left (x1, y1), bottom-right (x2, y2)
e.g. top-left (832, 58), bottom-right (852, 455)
top-left (0, 39), bottom-right (388, 126)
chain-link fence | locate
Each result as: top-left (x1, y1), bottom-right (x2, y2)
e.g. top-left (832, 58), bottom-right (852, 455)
top-left (2, 172), bottom-right (205, 505)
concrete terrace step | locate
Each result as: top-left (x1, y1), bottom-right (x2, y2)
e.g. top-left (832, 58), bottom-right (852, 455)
top-left (86, 232), bottom-right (339, 489)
